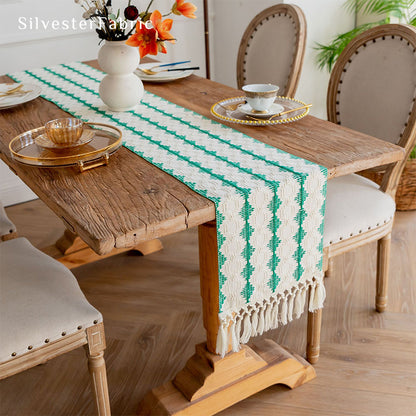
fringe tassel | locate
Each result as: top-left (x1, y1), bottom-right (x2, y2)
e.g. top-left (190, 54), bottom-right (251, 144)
top-left (309, 281), bottom-right (326, 311)
top-left (287, 294), bottom-right (294, 322)
top-left (231, 321), bottom-right (239, 352)
top-left (271, 299), bottom-right (280, 327)
top-left (235, 317), bottom-right (242, 344)
top-left (257, 307), bottom-right (265, 335)
top-left (308, 284), bottom-right (316, 312)
top-left (294, 289), bottom-right (306, 319)
top-left (279, 299), bottom-right (288, 325)
top-left (216, 323), bottom-right (228, 358)
top-left (251, 310), bottom-right (259, 336)
top-left (264, 303), bottom-right (272, 330)
top-left (240, 314), bottom-right (252, 344)
top-left (216, 280), bottom-right (325, 355)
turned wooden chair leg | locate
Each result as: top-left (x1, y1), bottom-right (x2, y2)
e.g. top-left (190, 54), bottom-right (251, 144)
top-left (324, 258), bottom-right (334, 278)
top-left (85, 324), bottom-right (111, 416)
top-left (376, 233), bottom-right (391, 313)
top-left (307, 308), bottom-right (322, 364)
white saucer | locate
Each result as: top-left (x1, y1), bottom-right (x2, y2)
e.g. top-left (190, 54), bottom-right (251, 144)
top-left (135, 63), bottom-right (194, 83)
top-left (237, 102), bottom-right (285, 118)
top-left (35, 130), bottom-right (95, 150)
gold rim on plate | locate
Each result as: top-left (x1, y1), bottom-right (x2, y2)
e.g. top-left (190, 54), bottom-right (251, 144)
top-left (210, 96), bottom-right (310, 126)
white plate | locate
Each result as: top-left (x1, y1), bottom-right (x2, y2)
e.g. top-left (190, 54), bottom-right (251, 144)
top-left (237, 102), bottom-right (285, 118)
top-left (135, 63), bottom-right (194, 83)
top-left (0, 83), bottom-right (42, 110)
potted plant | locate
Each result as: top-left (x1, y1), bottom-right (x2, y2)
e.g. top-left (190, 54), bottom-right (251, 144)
top-left (316, 0), bottom-right (416, 210)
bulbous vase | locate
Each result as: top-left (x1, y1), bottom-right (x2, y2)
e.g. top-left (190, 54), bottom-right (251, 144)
top-left (98, 40), bottom-right (144, 112)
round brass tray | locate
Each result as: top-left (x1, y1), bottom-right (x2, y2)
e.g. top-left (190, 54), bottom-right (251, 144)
top-left (9, 122), bottom-right (122, 172)
top-left (210, 96), bottom-right (310, 126)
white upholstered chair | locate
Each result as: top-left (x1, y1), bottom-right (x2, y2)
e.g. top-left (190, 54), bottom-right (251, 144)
top-left (0, 237), bottom-right (111, 415)
top-left (0, 202), bottom-right (17, 241)
top-left (306, 24), bottom-right (416, 364)
top-left (236, 4), bottom-right (306, 97)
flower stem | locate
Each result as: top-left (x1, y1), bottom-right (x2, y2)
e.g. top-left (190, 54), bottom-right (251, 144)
top-left (145, 0), bottom-right (155, 14)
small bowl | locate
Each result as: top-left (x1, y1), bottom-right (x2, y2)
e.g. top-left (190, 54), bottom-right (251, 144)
top-left (45, 118), bottom-right (83, 146)
top-left (242, 84), bottom-right (279, 113)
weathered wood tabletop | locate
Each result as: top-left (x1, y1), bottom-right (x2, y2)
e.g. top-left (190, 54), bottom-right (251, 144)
top-left (0, 61), bottom-right (404, 255)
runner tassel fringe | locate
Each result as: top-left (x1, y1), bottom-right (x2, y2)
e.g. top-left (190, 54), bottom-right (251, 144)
top-left (216, 279), bottom-right (326, 357)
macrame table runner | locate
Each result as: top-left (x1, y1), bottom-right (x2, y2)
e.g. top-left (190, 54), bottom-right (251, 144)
top-left (9, 63), bottom-right (327, 356)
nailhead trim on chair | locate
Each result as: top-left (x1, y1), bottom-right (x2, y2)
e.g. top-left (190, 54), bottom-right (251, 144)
top-left (243, 12), bottom-right (297, 93)
top-left (336, 36), bottom-right (416, 140)
top-left (327, 215), bottom-right (393, 245)
top-left (8, 320), bottom-right (99, 358)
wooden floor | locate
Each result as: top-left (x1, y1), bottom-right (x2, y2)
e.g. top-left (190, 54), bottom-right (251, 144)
top-left (1, 199), bottom-right (415, 416)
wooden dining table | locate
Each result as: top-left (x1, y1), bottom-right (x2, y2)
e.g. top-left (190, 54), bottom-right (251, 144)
top-left (0, 61), bottom-right (404, 416)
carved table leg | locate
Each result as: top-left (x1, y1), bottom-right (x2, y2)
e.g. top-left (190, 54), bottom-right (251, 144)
top-left (42, 229), bottom-right (163, 269)
top-left (138, 221), bottom-right (316, 416)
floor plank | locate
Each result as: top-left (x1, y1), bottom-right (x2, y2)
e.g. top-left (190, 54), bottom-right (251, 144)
top-left (1, 200), bottom-right (415, 416)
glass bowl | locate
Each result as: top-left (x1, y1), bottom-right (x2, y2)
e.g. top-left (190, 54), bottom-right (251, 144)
top-left (45, 118), bottom-right (83, 146)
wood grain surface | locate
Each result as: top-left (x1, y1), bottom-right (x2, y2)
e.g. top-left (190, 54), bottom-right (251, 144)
top-left (1, 200), bottom-right (414, 416)
top-left (0, 61), bottom-right (404, 255)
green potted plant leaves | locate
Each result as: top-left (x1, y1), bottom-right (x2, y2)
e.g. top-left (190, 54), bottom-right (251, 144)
top-left (316, 0), bottom-right (416, 72)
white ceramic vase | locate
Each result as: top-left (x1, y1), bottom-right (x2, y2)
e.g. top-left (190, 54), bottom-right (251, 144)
top-left (98, 40), bottom-right (144, 112)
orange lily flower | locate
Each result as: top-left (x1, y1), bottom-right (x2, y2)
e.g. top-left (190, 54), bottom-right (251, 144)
top-left (151, 10), bottom-right (175, 43)
top-left (158, 42), bottom-right (167, 54)
top-left (172, 0), bottom-right (197, 19)
top-left (126, 21), bottom-right (158, 58)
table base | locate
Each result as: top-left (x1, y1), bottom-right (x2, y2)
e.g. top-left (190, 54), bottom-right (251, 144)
top-left (138, 339), bottom-right (315, 416)
top-left (42, 229), bottom-right (163, 269)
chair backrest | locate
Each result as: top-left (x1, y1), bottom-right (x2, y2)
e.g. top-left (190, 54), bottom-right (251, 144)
top-left (236, 4), bottom-right (306, 97)
top-left (327, 24), bottom-right (416, 197)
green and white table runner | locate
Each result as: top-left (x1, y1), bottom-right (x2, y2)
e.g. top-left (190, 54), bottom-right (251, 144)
top-left (9, 63), bottom-right (327, 356)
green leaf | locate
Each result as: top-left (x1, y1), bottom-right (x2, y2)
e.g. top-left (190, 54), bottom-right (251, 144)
top-left (315, 0), bottom-right (416, 72)
top-left (410, 145), bottom-right (416, 159)
top-left (314, 22), bottom-right (380, 72)
top-left (409, 10), bottom-right (416, 24)
top-left (345, 0), bottom-right (415, 18)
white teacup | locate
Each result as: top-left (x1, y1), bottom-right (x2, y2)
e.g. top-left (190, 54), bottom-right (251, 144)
top-left (242, 83), bottom-right (279, 113)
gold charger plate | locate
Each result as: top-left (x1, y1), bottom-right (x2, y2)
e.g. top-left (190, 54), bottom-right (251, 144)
top-left (9, 122), bottom-right (122, 172)
top-left (210, 96), bottom-right (310, 126)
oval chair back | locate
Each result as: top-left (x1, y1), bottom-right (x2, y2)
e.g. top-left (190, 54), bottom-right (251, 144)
top-left (327, 24), bottom-right (416, 197)
top-left (236, 4), bottom-right (307, 98)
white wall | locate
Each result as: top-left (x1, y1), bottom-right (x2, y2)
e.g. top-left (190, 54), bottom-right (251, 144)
top-left (0, 0), bottom-right (205, 206)
top-left (209, 0), bottom-right (355, 119)
top-left (291, 0), bottom-right (355, 118)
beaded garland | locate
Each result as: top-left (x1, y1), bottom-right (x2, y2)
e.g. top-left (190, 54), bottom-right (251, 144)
top-left (9, 63), bottom-right (327, 356)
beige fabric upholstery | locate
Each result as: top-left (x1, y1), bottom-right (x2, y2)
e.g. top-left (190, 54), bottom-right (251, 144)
top-left (0, 238), bottom-right (102, 362)
top-left (241, 13), bottom-right (298, 93)
top-left (0, 202), bottom-right (16, 239)
top-left (336, 36), bottom-right (416, 144)
top-left (323, 174), bottom-right (395, 247)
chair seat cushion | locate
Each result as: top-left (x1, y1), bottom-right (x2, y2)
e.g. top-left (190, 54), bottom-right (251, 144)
top-left (0, 238), bottom-right (102, 363)
top-left (323, 174), bottom-right (395, 247)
